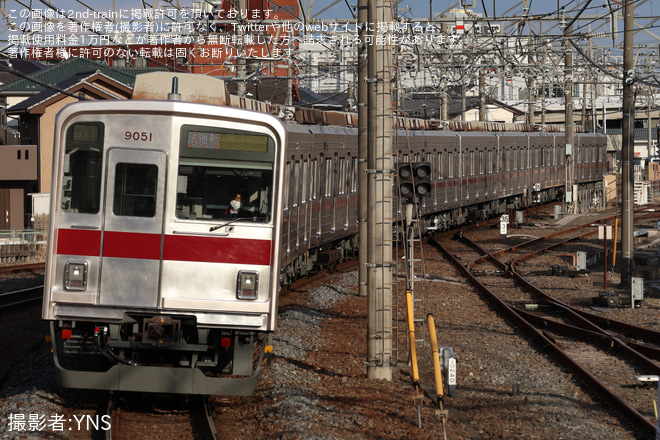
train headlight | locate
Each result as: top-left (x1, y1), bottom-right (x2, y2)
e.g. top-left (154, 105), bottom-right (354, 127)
top-left (237, 271), bottom-right (259, 300)
top-left (64, 261), bottom-right (88, 291)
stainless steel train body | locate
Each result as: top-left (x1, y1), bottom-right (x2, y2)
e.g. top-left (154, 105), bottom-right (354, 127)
top-left (279, 125), bottom-right (606, 280)
top-left (44, 97), bottom-right (605, 396)
top-left (43, 100), bottom-right (287, 395)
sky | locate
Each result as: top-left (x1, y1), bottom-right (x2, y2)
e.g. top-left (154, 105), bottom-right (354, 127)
top-left (10, 0), bottom-right (656, 21)
top-left (3, 0), bottom-right (658, 45)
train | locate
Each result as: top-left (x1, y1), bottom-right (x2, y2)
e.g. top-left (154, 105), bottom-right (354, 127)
top-left (42, 73), bottom-right (606, 395)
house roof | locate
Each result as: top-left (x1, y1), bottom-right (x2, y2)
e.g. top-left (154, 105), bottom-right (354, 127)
top-left (296, 88), bottom-right (343, 109)
top-left (0, 59), bottom-right (48, 85)
top-left (0, 57), bottom-right (158, 95)
top-left (8, 70), bottom-right (133, 114)
top-left (401, 92), bottom-right (524, 119)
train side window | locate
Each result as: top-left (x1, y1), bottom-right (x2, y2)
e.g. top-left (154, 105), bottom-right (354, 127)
top-left (323, 157), bottom-right (333, 198)
top-left (338, 157), bottom-right (346, 196)
top-left (292, 160), bottom-right (300, 208)
top-left (113, 163), bottom-right (157, 217)
top-left (351, 156), bottom-right (358, 193)
top-left (534, 148), bottom-right (539, 168)
top-left (62, 122), bottom-right (104, 214)
top-left (448, 152), bottom-right (454, 179)
top-left (437, 152), bottom-right (444, 179)
top-left (284, 162), bottom-right (291, 210)
top-left (302, 159), bottom-right (309, 203)
top-left (311, 159), bottom-right (319, 201)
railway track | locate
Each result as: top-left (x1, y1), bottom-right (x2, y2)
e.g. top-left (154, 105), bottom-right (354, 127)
top-left (0, 262), bottom-right (45, 274)
top-left (0, 285), bottom-right (43, 311)
top-left (103, 392), bottom-right (220, 440)
top-left (430, 222), bottom-right (659, 436)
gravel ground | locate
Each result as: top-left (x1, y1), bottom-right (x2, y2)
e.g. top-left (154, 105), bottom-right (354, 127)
top-left (1, 213), bottom-right (658, 439)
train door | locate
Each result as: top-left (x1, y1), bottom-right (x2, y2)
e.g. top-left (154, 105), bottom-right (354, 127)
top-left (310, 158), bottom-right (319, 243)
top-left (283, 161), bottom-right (291, 256)
top-left (301, 158), bottom-right (309, 247)
top-left (292, 159), bottom-right (301, 250)
top-left (99, 148), bottom-right (166, 307)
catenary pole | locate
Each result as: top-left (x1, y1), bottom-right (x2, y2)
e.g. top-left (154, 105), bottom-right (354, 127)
top-left (621, 0), bottom-right (635, 286)
top-left (366, 0), bottom-right (394, 380)
top-left (358, 0), bottom-right (368, 299)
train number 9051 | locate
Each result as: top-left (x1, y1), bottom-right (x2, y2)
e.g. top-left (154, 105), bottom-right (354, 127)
top-left (125, 131), bottom-right (153, 142)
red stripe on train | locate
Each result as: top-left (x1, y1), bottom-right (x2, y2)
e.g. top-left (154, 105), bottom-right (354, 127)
top-left (163, 235), bottom-right (271, 265)
top-left (104, 231), bottom-right (162, 259)
top-left (56, 229), bottom-right (271, 265)
top-left (57, 229), bottom-right (102, 255)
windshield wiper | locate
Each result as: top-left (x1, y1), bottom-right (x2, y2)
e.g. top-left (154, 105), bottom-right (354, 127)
top-left (209, 216), bottom-right (270, 232)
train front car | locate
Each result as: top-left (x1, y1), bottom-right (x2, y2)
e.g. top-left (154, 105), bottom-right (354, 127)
top-left (42, 100), bottom-right (286, 395)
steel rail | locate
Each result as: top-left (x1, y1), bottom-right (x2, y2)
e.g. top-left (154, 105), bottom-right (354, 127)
top-left (0, 262), bottom-right (45, 274)
top-left (430, 235), bottom-right (657, 435)
top-left (0, 286), bottom-right (43, 310)
top-left (198, 396), bottom-right (222, 440)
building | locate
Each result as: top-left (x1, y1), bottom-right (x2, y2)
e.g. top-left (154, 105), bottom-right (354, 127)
top-left (0, 58), bottom-right (154, 228)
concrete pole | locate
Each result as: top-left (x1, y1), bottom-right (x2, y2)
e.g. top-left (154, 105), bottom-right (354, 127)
top-left (479, 70), bottom-right (486, 121)
top-left (592, 79), bottom-right (597, 133)
top-left (236, 0), bottom-right (247, 97)
top-left (541, 74), bottom-right (546, 124)
top-left (442, 83), bottom-right (448, 120)
top-left (648, 88), bottom-right (652, 155)
top-left (358, 0), bottom-right (367, 299)
top-left (461, 81), bottom-right (467, 120)
top-left (621, 0), bottom-right (635, 284)
top-left (527, 74), bottom-right (535, 125)
top-left (581, 80), bottom-right (587, 127)
top-left (366, 0), bottom-right (393, 381)
top-left (564, 24), bottom-right (575, 213)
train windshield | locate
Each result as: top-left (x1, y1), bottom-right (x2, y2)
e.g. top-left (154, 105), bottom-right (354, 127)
top-left (61, 122), bottom-right (104, 214)
top-left (176, 125), bottom-right (275, 222)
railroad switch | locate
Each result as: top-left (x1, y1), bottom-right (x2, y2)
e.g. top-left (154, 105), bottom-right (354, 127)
top-left (470, 269), bottom-right (504, 276)
top-left (593, 291), bottom-right (621, 307)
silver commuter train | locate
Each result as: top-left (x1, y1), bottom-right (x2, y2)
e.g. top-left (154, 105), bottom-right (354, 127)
top-left (279, 123), bottom-right (606, 283)
top-left (43, 99), bottom-right (286, 395)
top-left (43, 75), bottom-right (606, 395)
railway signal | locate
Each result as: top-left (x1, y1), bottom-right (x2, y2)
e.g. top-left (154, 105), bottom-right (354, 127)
top-left (398, 162), bottom-right (432, 199)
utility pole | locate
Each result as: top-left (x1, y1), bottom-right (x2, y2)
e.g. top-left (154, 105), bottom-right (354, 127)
top-left (479, 69), bottom-right (486, 121)
top-left (236, 0), bottom-right (247, 97)
top-left (366, 0), bottom-right (394, 381)
top-left (527, 74), bottom-right (535, 125)
top-left (528, 38), bottom-right (535, 125)
top-left (564, 23), bottom-right (575, 213)
top-left (357, 0), bottom-right (367, 299)
top-left (621, 0), bottom-right (635, 285)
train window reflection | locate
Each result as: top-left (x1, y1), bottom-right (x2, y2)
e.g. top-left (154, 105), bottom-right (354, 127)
top-left (176, 161), bottom-right (273, 221)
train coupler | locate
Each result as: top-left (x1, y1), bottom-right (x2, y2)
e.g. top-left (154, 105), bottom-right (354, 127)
top-left (142, 316), bottom-right (181, 346)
